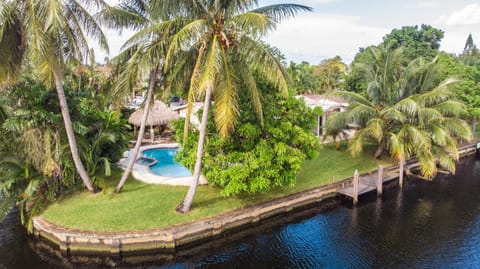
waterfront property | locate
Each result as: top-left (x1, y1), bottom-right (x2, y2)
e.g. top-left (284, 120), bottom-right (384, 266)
top-left (25, 155), bottom-right (480, 268)
top-left (32, 143), bottom-right (478, 255)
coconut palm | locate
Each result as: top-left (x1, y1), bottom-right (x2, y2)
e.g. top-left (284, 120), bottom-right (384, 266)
top-left (98, 0), bottom-right (197, 193)
top-left (165, 1), bottom-right (311, 213)
top-left (0, 0), bottom-right (109, 192)
top-left (326, 45), bottom-right (472, 179)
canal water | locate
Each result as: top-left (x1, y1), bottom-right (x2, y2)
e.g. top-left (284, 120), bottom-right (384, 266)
top-left (1, 157), bottom-right (479, 268)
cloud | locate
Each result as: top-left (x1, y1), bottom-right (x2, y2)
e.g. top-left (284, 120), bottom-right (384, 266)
top-left (265, 13), bottom-right (387, 64)
top-left (439, 3), bottom-right (480, 26)
top-left (416, 1), bottom-right (438, 8)
top-left (301, 0), bottom-right (339, 4)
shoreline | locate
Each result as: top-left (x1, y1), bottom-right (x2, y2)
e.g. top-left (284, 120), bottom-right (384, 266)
top-left (32, 143), bottom-right (478, 256)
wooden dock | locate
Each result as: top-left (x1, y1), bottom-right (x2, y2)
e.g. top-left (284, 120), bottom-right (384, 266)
top-left (338, 142), bottom-right (479, 205)
top-left (337, 169), bottom-right (398, 197)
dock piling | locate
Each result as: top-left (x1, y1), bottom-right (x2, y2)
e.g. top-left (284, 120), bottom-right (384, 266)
top-left (377, 165), bottom-right (383, 196)
top-left (399, 160), bottom-right (404, 189)
top-left (353, 170), bottom-right (359, 205)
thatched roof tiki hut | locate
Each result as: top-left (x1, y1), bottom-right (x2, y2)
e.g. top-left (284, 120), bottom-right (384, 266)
top-left (128, 100), bottom-right (179, 143)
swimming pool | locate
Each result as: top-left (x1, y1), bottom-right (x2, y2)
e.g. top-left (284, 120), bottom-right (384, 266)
top-left (142, 148), bottom-right (192, 177)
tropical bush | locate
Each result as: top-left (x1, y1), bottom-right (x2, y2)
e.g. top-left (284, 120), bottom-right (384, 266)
top-left (174, 81), bottom-right (319, 196)
top-left (0, 75), bottom-right (130, 230)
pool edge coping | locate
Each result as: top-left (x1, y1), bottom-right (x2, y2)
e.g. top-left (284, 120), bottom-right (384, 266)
top-left (120, 143), bottom-right (207, 186)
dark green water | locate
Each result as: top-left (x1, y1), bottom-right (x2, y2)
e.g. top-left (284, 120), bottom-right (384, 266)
top-left (1, 157), bottom-right (479, 268)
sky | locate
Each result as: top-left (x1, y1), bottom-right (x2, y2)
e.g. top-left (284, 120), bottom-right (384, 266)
top-left (98, 0), bottom-right (480, 64)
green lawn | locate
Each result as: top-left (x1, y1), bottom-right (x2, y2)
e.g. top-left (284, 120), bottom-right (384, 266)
top-left (41, 142), bottom-right (391, 232)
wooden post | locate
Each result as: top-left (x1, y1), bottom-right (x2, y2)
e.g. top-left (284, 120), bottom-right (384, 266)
top-left (150, 125), bottom-right (154, 143)
top-left (399, 160), bottom-right (404, 189)
top-left (377, 165), bottom-right (383, 196)
top-left (353, 170), bottom-right (359, 206)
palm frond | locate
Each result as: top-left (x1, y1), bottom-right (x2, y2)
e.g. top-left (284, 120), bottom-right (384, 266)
top-left (330, 90), bottom-right (373, 107)
top-left (429, 124), bottom-right (448, 146)
top-left (433, 100), bottom-right (465, 117)
top-left (237, 36), bottom-right (288, 95)
top-left (228, 12), bottom-right (273, 37)
top-left (415, 77), bottom-right (457, 106)
top-left (394, 98), bottom-right (418, 118)
top-left (324, 111), bottom-right (350, 137)
top-left (214, 47), bottom-right (239, 137)
top-left (236, 59), bottom-right (264, 126)
top-left (197, 36), bottom-right (223, 95)
top-left (364, 118), bottom-right (385, 141)
top-left (251, 4), bottom-right (312, 23)
top-left (387, 132), bottom-right (405, 161)
top-left (382, 107), bottom-right (406, 124)
top-left (442, 118), bottom-right (472, 141)
top-left (346, 102), bottom-right (377, 125)
top-left (96, 5), bottom-right (149, 31)
top-left (67, 0), bottom-right (109, 54)
top-left (165, 19), bottom-right (207, 70)
top-left (0, 3), bottom-right (25, 86)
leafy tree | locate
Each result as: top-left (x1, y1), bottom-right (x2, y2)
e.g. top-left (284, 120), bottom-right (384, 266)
top-left (287, 61), bottom-right (319, 94)
top-left (166, 0), bottom-right (311, 213)
top-left (314, 56), bottom-right (347, 92)
top-left (326, 45), bottom-right (471, 179)
top-left (343, 46), bottom-right (376, 94)
top-left (436, 52), bottom-right (480, 137)
top-left (0, 0), bottom-right (109, 192)
top-left (174, 80), bottom-right (319, 196)
top-left (382, 24), bottom-right (444, 60)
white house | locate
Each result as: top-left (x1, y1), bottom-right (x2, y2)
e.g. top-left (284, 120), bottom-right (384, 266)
top-left (295, 94), bottom-right (348, 136)
top-left (171, 102), bottom-right (204, 128)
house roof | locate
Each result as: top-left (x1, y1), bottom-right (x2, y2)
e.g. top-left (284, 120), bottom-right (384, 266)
top-left (300, 94), bottom-right (347, 104)
top-left (295, 94), bottom-right (348, 112)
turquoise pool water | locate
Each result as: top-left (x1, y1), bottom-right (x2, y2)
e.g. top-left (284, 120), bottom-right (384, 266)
top-left (142, 148), bottom-right (191, 177)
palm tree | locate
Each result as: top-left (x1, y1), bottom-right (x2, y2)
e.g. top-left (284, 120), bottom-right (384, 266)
top-left (166, 1), bottom-right (312, 213)
top-left (99, 0), bottom-right (197, 192)
top-left (326, 45), bottom-right (472, 179)
top-left (0, 0), bottom-right (109, 192)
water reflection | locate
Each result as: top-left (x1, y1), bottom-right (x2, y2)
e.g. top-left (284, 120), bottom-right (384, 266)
top-left (1, 158), bottom-right (479, 268)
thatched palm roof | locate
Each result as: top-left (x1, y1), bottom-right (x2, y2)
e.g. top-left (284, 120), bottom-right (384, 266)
top-left (128, 100), bottom-right (179, 126)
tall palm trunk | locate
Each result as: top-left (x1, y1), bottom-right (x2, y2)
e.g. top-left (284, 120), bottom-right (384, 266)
top-left (374, 138), bottom-right (385, 159)
top-left (115, 67), bottom-right (159, 193)
top-left (53, 71), bottom-right (94, 192)
top-left (177, 83), bottom-right (213, 213)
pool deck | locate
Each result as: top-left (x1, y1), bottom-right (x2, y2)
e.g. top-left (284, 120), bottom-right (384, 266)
top-left (118, 143), bottom-right (207, 186)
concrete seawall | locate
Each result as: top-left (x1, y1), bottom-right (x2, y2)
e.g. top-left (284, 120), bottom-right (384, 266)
top-left (33, 178), bottom-right (351, 255)
top-left (32, 143), bottom-right (478, 255)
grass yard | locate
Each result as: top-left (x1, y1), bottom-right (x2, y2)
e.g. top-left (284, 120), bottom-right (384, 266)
top-left (41, 142), bottom-right (392, 232)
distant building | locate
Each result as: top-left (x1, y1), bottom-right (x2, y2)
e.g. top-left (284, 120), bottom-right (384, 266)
top-left (295, 94), bottom-right (348, 136)
top-left (171, 102), bottom-right (204, 128)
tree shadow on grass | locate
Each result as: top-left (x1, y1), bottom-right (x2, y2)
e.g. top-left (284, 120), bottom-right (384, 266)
top-left (120, 184), bottom-right (150, 193)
